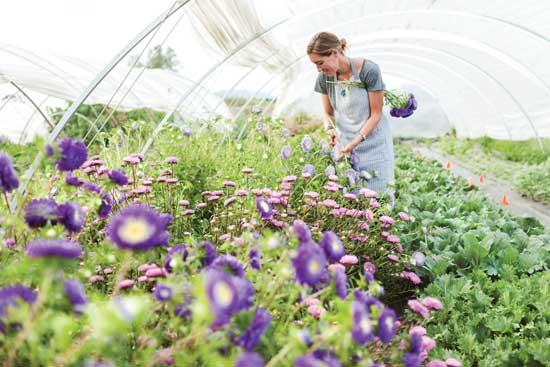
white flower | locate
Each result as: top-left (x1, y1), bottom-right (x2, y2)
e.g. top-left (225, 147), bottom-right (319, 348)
top-left (262, 153), bottom-right (268, 159)
top-left (236, 144), bottom-right (242, 150)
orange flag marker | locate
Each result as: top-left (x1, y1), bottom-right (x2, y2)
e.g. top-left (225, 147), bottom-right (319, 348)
top-left (479, 175), bottom-right (485, 184)
top-left (501, 194), bottom-right (509, 206)
top-left (445, 161), bottom-right (452, 170)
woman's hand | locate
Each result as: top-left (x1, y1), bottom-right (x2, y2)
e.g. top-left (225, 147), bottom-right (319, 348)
top-left (337, 141), bottom-right (357, 161)
top-left (327, 128), bottom-right (337, 147)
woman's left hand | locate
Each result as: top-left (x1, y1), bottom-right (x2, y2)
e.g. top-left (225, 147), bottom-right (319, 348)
top-left (337, 142), bottom-right (357, 161)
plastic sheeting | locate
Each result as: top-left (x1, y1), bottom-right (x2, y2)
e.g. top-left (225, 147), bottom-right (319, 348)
top-left (3, 0), bottom-right (550, 143)
top-left (0, 42), bottom-right (231, 142)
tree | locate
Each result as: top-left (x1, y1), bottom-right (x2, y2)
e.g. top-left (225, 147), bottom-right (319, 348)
top-left (128, 45), bottom-right (180, 71)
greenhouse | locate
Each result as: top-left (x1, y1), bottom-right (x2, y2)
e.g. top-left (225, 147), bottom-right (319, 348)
top-left (1, 0), bottom-right (550, 366)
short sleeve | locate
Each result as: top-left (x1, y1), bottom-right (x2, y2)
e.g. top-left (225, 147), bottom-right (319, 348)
top-left (360, 59), bottom-right (386, 92)
top-left (314, 72), bottom-right (327, 94)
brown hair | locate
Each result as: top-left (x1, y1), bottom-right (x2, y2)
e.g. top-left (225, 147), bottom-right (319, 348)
top-left (307, 31), bottom-right (347, 56)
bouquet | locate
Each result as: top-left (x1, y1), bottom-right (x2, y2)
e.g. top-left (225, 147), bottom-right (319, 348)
top-left (326, 80), bottom-right (417, 118)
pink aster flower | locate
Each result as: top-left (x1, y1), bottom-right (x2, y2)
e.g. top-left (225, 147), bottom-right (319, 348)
top-left (339, 255), bottom-right (358, 265)
top-left (208, 195), bottom-right (220, 202)
top-left (445, 358), bottom-right (461, 367)
top-left (359, 188), bottom-right (378, 198)
top-left (388, 254), bottom-right (399, 262)
top-left (242, 168), bottom-right (253, 174)
top-left (422, 297), bottom-right (443, 310)
top-left (387, 235), bottom-right (400, 243)
top-left (304, 192), bottom-right (320, 199)
top-left (179, 200), bottom-right (190, 206)
top-left (235, 190), bottom-right (249, 196)
top-left (401, 271), bottom-right (422, 285)
top-left (165, 157), bottom-right (179, 164)
top-left (380, 215), bottom-right (394, 225)
top-left (328, 263), bottom-right (346, 272)
top-left (197, 203), bottom-right (207, 209)
top-left (283, 175), bottom-right (297, 182)
top-left (218, 234), bottom-right (232, 241)
top-left (365, 209), bottom-right (374, 222)
top-left (307, 304), bottom-right (326, 318)
top-left (422, 336), bottom-right (436, 352)
top-left (426, 361), bottom-right (446, 367)
top-left (182, 209), bottom-right (195, 216)
top-left (398, 211), bottom-right (410, 221)
top-left (408, 299), bottom-right (430, 318)
top-left (328, 174), bottom-right (339, 181)
top-left (118, 279), bottom-right (135, 289)
top-left (409, 325), bottom-right (427, 336)
top-left (224, 197), bottom-right (237, 206)
top-left (304, 297), bottom-right (320, 306)
top-left (223, 181), bottom-right (236, 187)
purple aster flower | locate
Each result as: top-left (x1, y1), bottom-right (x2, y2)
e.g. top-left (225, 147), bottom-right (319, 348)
top-left (281, 145), bottom-right (293, 160)
top-left (377, 308), bottom-right (397, 343)
top-left (26, 239), bottom-right (83, 258)
top-left (82, 182), bottom-right (102, 194)
top-left (65, 173), bottom-right (83, 186)
top-left (411, 252), bottom-right (426, 267)
top-left (319, 231), bottom-right (345, 261)
top-left (299, 328), bottom-right (313, 346)
top-left (108, 169), bottom-right (129, 186)
top-left (205, 269), bottom-right (254, 328)
top-left (236, 352), bottom-right (264, 367)
top-left (301, 135), bottom-right (314, 152)
top-left (325, 165), bottom-right (336, 177)
top-left (403, 352), bottom-right (421, 367)
top-left (364, 270), bottom-right (374, 283)
top-left (249, 247), bottom-right (261, 270)
top-left (291, 243), bottom-right (328, 287)
top-left (0, 285), bottom-right (36, 332)
top-left (98, 192), bottom-right (113, 219)
top-left (63, 279), bottom-right (87, 314)
top-left (211, 255), bottom-right (245, 277)
top-left (45, 144), bottom-right (54, 156)
top-left (58, 201), bottom-right (85, 232)
top-left (202, 241), bottom-right (217, 267)
top-left (351, 300), bottom-right (373, 345)
top-left (174, 303), bottom-right (192, 318)
top-left (236, 307), bottom-right (271, 351)
top-left (333, 268), bottom-right (348, 300)
top-left (256, 197), bottom-right (273, 219)
top-left (55, 137), bottom-right (88, 171)
top-left (153, 283), bottom-right (173, 302)
top-left (106, 204), bottom-right (171, 251)
top-left (302, 164), bottom-right (316, 177)
top-left (0, 285), bottom-right (37, 315)
top-left (354, 290), bottom-right (383, 310)
top-left (295, 356), bottom-right (322, 367)
top-left (344, 169), bottom-right (358, 186)
top-left (292, 220), bottom-right (312, 244)
top-left (164, 244), bottom-right (188, 272)
top-left (24, 198), bottom-right (59, 228)
top-left (313, 351), bottom-right (342, 367)
top-left (0, 152), bottom-right (19, 193)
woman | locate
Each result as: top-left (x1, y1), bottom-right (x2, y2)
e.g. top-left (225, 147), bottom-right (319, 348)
top-left (308, 31), bottom-right (395, 204)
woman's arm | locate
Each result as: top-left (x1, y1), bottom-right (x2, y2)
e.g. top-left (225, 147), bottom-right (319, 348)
top-left (338, 90), bottom-right (384, 159)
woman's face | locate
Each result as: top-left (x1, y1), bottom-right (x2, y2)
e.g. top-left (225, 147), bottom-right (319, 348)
top-left (309, 51), bottom-right (338, 76)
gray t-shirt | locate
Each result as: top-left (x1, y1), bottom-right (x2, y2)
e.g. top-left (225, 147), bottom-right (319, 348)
top-left (314, 58), bottom-right (385, 109)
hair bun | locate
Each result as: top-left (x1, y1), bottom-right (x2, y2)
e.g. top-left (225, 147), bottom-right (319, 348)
top-left (340, 38), bottom-right (347, 51)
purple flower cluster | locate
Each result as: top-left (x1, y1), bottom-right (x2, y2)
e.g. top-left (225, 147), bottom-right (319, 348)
top-left (24, 199), bottom-right (59, 228)
top-left (390, 94), bottom-right (417, 118)
top-left (0, 152), bottom-right (19, 193)
top-left (55, 137), bottom-right (88, 171)
top-left (26, 239), bottom-right (83, 259)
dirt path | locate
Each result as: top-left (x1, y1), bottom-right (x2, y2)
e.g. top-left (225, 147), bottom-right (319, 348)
top-left (415, 147), bottom-right (550, 227)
